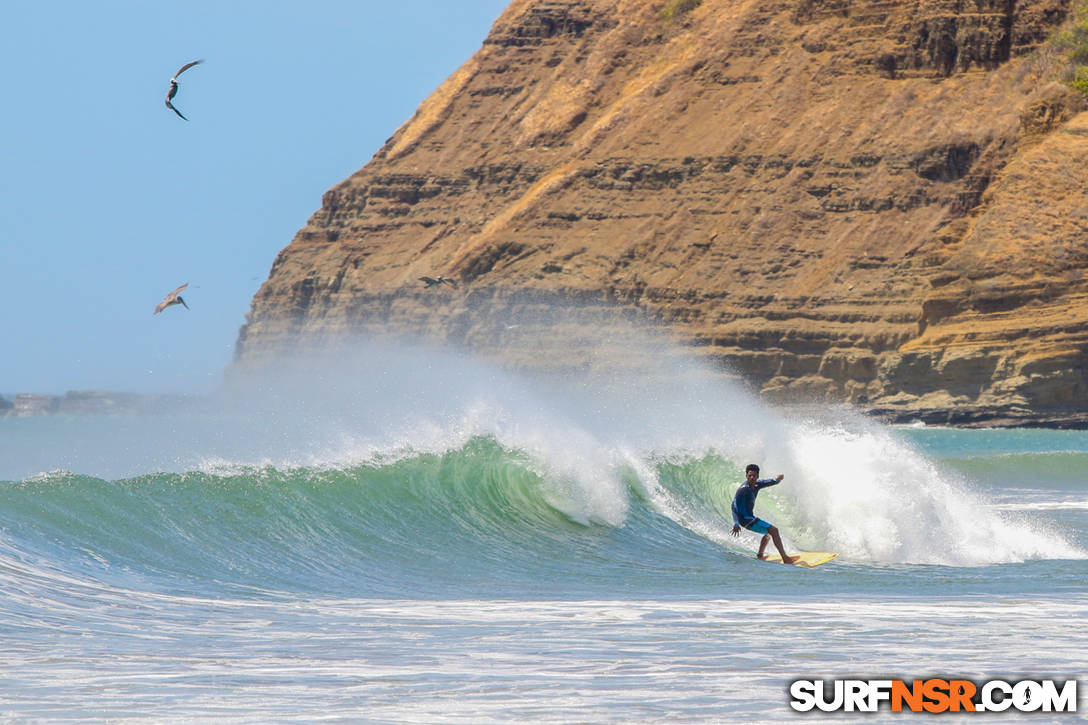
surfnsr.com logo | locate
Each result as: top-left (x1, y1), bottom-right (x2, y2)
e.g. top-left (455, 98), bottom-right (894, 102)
top-left (789, 679), bottom-right (1079, 713)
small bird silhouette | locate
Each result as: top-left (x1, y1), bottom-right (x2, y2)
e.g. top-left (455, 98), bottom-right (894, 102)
top-left (165, 59), bottom-right (203, 120)
top-left (154, 283), bottom-right (190, 315)
top-left (419, 276), bottom-right (458, 288)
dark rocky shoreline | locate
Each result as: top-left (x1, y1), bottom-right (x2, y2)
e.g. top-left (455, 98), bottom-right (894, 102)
top-left (3, 388), bottom-right (1084, 429)
top-left (866, 407), bottom-right (1088, 430)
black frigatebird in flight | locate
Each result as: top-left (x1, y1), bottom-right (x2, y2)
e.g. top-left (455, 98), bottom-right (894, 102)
top-left (419, 276), bottom-right (458, 288)
top-left (165, 59), bottom-right (203, 120)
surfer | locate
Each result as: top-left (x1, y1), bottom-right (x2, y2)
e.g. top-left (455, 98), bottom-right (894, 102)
top-left (730, 464), bottom-right (799, 565)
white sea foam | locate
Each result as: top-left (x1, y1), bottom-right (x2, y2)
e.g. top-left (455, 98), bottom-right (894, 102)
top-left (992, 501), bottom-right (1088, 511)
top-left (771, 422), bottom-right (1086, 564)
top-left (4, 590), bottom-right (1086, 723)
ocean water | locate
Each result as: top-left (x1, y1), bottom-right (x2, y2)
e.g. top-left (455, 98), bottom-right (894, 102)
top-left (1, 341), bottom-right (1085, 722)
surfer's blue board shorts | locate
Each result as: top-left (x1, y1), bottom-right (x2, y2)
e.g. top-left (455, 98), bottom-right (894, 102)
top-left (744, 518), bottom-right (772, 535)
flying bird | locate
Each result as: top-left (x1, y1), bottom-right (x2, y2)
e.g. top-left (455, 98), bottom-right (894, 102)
top-left (419, 276), bottom-right (458, 288)
top-left (154, 283), bottom-right (190, 315)
top-left (165, 59), bottom-right (203, 120)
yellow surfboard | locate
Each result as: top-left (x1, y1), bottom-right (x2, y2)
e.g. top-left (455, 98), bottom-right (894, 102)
top-left (760, 551), bottom-right (839, 568)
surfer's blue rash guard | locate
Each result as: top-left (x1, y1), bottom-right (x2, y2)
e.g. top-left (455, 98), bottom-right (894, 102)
top-left (732, 478), bottom-right (780, 529)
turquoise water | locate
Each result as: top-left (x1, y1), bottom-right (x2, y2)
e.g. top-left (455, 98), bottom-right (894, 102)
top-left (1, 345), bottom-right (1085, 721)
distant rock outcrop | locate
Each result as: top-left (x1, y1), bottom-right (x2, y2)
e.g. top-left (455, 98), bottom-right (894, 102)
top-left (1, 391), bottom-right (198, 417)
top-left (56, 390), bottom-right (150, 416)
top-left (11, 394), bottom-right (60, 417)
top-left (234, 0), bottom-right (1088, 427)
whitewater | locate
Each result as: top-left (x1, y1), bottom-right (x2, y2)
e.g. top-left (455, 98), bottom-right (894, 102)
top-left (1, 336), bottom-right (1085, 721)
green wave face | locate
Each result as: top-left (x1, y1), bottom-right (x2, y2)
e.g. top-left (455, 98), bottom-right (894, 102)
top-left (0, 437), bottom-right (712, 598)
top-left (2, 430), bottom-right (1084, 601)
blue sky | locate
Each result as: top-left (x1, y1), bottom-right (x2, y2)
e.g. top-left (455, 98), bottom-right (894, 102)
top-left (1, 1), bottom-right (509, 395)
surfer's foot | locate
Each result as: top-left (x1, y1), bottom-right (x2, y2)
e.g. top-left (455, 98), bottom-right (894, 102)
top-left (783, 555), bottom-right (800, 565)
top-left (756, 553), bottom-right (768, 560)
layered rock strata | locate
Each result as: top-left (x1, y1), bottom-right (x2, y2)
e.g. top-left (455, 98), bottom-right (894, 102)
top-left (235, 0), bottom-right (1088, 427)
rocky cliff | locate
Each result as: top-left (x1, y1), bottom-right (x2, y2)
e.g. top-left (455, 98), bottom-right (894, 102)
top-left (234, 0), bottom-right (1088, 427)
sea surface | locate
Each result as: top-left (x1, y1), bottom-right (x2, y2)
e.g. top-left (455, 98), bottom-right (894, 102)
top-left (1, 343), bottom-right (1085, 722)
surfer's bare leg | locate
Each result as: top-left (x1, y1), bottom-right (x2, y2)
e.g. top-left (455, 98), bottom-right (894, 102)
top-left (756, 534), bottom-right (770, 560)
top-left (769, 526), bottom-right (799, 564)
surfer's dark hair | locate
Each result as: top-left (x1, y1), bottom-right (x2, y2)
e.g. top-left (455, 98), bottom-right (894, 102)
top-left (745, 464), bottom-right (759, 474)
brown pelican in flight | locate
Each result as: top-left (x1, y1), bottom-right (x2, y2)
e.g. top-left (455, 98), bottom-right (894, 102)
top-left (154, 284), bottom-right (190, 315)
top-left (419, 276), bottom-right (458, 288)
top-left (165, 59), bottom-right (203, 120)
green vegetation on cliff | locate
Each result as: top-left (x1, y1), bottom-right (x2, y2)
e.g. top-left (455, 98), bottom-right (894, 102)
top-left (659, 0), bottom-right (701, 24)
top-left (1055, 1), bottom-right (1088, 93)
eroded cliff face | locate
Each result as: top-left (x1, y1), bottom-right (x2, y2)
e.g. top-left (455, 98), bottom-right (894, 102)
top-left (235, 0), bottom-right (1088, 426)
